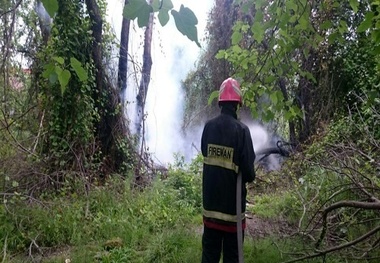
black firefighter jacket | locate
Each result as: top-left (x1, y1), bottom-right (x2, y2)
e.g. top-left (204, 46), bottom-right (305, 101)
top-left (201, 106), bottom-right (256, 232)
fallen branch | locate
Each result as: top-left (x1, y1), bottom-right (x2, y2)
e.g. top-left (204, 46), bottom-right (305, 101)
top-left (282, 225), bottom-right (380, 263)
top-left (1, 235), bottom-right (7, 263)
top-left (316, 200), bottom-right (380, 248)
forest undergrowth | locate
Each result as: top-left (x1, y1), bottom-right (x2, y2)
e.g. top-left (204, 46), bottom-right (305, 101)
top-left (1, 105), bottom-right (379, 263)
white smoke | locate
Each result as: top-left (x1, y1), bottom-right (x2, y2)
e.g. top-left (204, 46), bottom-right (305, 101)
top-left (246, 123), bottom-right (282, 171)
top-left (35, 1), bottom-right (53, 31)
top-left (122, 0), bottom-right (214, 165)
top-left (107, 1), bottom-right (284, 169)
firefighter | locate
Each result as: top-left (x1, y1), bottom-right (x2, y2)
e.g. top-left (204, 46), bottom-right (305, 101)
top-left (201, 77), bottom-right (256, 263)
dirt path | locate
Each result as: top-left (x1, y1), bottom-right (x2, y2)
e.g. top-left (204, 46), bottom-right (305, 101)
top-left (245, 213), bottom-right (294, 239)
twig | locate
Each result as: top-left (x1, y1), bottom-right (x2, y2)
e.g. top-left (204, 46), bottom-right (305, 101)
top-left (1, 235), bottom-right (7, 263)
top-left (0, 0), bottom-right (22, 17)
top-left (0, 192), bottom-right (46, 207)
top-left (316, 200), bottom-right (380, 248)
top-left (29, 234), bottom-right (43, 261)
top-left (32, 110), bottom-right (45, 153)
top-left (361, 237), bottom-right (380, 259)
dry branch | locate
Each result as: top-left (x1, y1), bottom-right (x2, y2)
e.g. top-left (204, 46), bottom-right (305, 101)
top-left (283, 225), bottom-right (380, 263)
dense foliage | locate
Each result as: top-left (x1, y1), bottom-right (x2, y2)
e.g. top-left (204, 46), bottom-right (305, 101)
top-left (183, 0), bottom-right (380, 144)
top-left (1, 0), bottom-right (379, 262)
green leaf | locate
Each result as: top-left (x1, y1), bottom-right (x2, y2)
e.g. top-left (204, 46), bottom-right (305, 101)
top-left (357, 11), bottom-right (375, 32)
top-left (152, 0), bottom-right (173, 12)
top-left (12, 180), bottom-right (19, 187)
top-left (252, 21), bottom-right (264, 43)
top-left (320, 20), bottom-right (333, 30)
top-left (49, 72), bottom-right (58, 84)
top-left (284, 110), bottom-right (293, 121)
top-left (215, 50), bottom-right (227, 59)
top-left (241, 2), bottom-right (250, 14)
top-left (232, 44), bottom-right (242, 53)
top-left (58, 69), bottom-right (71, 95)
top-left (270, 91), bottom-right (278, 105)
top-left (255, 0), bottom-right (266, 9)
top-left (263, 109), bottom-right (275, 122)
top-left (292, 105), bottom-right (303, 118)
top-left (158, 10), bottom-right (170, 26)
top-left (123, 0), bottom-right (153, 27)
top-left (349, 0), bottom-right (359, 13)
top-left (328, 32), bottom-right (339, 44)
top-left (70, 57), bottom-right (88, 82)
top-left (264, 75), bottom-right (276, 84)
top-left (285, 0), bottom-right (297, 12)
top-left (42, 63), bottom-right (55, 78)
top-left (171, 5), bottom-right (200, 47)
top-left (372, 29), bottom-right (380, 43)
top-left (339, 20), bottom-right (348, 34)
top-left (53, 56), bottom-right (65, 65)
top-left (153, 0), bottom-right (174, 26)
top-left (41, 0), bottom-right (58, 18)
top-left (298, 15), bottom-right (309, 30)
top-left (55, 66), bottom-right (63, 75)
top-left (208, 90), bottom-right (219, 105)
top-left (253, 9), bottom-right (264, 24)
top-left (231, 31), bottom-right (242, 45)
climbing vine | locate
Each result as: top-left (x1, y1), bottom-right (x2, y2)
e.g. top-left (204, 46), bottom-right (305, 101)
top-left (37, 0), bottom-right (96, 169)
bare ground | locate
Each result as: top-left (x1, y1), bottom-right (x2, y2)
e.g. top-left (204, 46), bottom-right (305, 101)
top-left (245, 213), bottom-right (295, 239)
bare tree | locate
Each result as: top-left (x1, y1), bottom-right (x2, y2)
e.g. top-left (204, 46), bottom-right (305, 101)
top-left (117, 0), bottom-right (131, 100)
top-left (135, 0), bottom-right (154, 137)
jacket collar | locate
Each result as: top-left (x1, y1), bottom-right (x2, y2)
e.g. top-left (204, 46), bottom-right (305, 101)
top-left (221, 106), bottom-right (237, 119)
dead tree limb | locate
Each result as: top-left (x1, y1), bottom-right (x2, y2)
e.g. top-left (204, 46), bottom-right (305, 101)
top-left (283, 225), bottom-right (380, 263)
top-left (316, 200), bottom-right (380, 249)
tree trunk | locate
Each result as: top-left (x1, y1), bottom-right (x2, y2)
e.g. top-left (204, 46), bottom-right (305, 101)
top-left (36, 0), bottom-right (51, 44)
top-left (296, 49), bottom-right (316, 143)
top-left (86, 0), bottom-right (127, 173)
top-left (85, 0), bottom-right (103, 93)
top-left (117, 0), bottom-right (130, 100)
top-left (135, 6), bottom-right (154, 136)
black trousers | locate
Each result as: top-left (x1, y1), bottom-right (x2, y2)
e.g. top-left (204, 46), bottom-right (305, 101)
top-left (201, 226), bottom-right (244, 263)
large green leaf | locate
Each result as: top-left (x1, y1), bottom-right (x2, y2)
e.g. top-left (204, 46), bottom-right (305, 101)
top-left (41, 0), bottom-right (58, 18)
top-left (58, 69), bottom-right (71, 95)
top-left (53, 56), bottom-right (65, 65)
top-left (70, 57), bottom-right (88, 82)
top-left (231, 31), bottom-right (242, 45)
top-left (171, 5), bottom-right (200, 47)
top-left (251, 21), bottom-right (264, 43)
top-left (152, 0), bottom-right (174, 26)
top-left (349, 0), bottom-right (359, 13)
top-left (320, 20), bottom-right (333, 30)
top-left (42, 63), bottom-right (55, 78)
top-left (123, 0), bottom-right (153, 27)
top-left (152, 0), bottom-right (173, 12)
top-left (158, 11), bottom-right (170, 26)
top-left (357, 11), bottom-right (375, 32)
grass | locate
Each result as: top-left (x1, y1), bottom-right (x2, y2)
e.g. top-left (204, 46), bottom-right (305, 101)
top-left (1, 156), bottom-right (378, 263)
top-left (248, 190), bottom-right (301, 223)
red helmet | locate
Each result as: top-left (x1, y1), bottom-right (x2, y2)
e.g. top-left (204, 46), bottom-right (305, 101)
top-left (218, 77), bottom-right (242, 105)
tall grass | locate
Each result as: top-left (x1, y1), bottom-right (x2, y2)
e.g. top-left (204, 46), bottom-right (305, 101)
top-left (0, 169), bottom-right (203, 262)
top-left (2, 152), bottom-right (376, 262)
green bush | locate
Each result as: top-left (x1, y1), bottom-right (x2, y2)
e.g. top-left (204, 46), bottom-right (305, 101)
top-left (164, 154), bottom-right (203, 212)
top-left (249, 191), bottom-right (300, 222)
